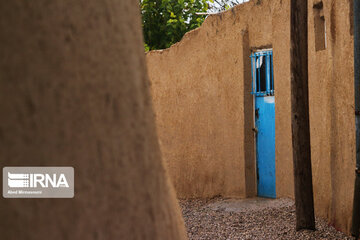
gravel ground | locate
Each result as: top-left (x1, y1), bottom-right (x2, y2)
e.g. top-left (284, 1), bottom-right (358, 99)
top-left (179, 197), bottom-right (353, 240)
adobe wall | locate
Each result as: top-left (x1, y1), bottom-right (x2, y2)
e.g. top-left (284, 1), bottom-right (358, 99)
top-left (0, 1), bottom-right (187, 239)
top-left (308, 0), bottom-right (355, 233)
top-left (146, 0), bottom-right (293, 199)
top-left (147, 0), bottom-right (357, 235)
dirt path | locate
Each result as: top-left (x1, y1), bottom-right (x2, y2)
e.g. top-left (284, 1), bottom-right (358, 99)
top-left (179, 198), bottom-right (352, 240)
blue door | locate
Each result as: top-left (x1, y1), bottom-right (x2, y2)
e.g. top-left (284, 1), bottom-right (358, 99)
top-left (255, 96), bottom-right (275, 198)
top-left (251, 50), bottom-right (276, 198)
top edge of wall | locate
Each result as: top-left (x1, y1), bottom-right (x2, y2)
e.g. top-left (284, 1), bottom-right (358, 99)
top-left (145, 0), bottom-right (267, 55)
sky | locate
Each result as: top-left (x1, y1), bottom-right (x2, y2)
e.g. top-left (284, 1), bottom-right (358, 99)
top-left (207, 0), bottom-right (250, 13)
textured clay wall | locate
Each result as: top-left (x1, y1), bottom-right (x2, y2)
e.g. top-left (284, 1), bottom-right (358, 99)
top-left (0, 1), bottom-right (187, 239)
top-left (147, 0), bottom-right (357, 235)
top-left (146, 0), bottom-right (293, 199)
top-left (308, 0), bottom-right (355, 233)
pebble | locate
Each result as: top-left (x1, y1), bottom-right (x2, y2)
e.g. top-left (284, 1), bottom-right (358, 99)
top-left (179, 198), bottom-right (353, 240)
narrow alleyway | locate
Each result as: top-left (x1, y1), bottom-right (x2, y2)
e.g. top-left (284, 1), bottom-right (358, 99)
top-left (179, 198), bottom-right (352, 240)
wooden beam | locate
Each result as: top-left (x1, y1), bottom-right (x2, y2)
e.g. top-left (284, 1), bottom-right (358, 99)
top-left (290, 0), bottom-right (316, 231)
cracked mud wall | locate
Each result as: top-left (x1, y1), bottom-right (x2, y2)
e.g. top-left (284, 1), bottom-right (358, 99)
top-left (0, 1), bottom-right (187, 239)
top-left (146, 0), bottom-right (293, 199)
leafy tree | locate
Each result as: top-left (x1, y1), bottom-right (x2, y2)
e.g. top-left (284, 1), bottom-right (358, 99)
top-left (140, 0), bottom-right (208, 50)
top-left (208, 0), bottom-right (248, 13)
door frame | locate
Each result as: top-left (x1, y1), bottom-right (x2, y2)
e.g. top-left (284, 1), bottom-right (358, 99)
top-left (250, 49), bottom-right (276, 198)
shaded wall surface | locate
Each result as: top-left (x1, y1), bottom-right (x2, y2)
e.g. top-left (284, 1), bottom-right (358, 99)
top-left (308, 0), bottom-right (355, 233)
top-left (146, 0), bottom-right (293, 199)
top-left (0, 1), bottom-right (187, 240)
top-left (147, 0), bottom-right (356, 235)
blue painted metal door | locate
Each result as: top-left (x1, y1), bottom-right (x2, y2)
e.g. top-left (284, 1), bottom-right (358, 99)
top-left (255, 96), bottom-right (276, 198)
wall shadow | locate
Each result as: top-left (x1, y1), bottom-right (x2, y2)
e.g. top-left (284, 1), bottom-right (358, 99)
top-left (243, 29), bottom-right (256, 197)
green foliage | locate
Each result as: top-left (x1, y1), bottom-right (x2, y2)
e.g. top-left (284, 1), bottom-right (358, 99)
top-left (140, 0), bottom-right (208, 50)
top-left (208, 0), bottom-right (244, 13)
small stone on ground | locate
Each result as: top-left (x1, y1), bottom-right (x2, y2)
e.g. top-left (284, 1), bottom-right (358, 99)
top-left (179, 197), bottom-right (352, 240)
